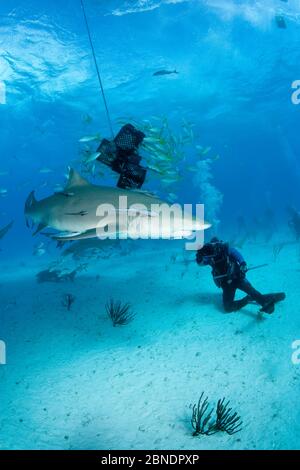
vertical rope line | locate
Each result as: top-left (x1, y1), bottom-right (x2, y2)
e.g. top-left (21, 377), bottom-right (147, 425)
top-left (80, 0), bottom-right (114, 138)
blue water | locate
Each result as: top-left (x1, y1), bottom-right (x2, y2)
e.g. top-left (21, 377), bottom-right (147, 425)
top-left (1, 0), bottom-right (300, 450)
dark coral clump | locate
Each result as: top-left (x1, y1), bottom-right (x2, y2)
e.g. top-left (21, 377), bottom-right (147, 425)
top-left (106, 299), bottom-right (135, 327)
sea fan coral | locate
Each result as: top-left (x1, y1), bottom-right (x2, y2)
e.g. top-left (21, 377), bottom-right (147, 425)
top-left (106, 299), bottom-right (135, 327)
top-left (191, 392), bottom-right (215, 436)
top-left (191, 393), bottom-right (242, 436)
top-left (213, 397), bottom-right (243, 435)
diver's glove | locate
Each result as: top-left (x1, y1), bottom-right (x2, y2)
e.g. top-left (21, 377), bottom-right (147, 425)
top-left (239, 262), bottom-right (248, 277)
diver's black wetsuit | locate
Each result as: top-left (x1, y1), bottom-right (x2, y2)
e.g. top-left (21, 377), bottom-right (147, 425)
top-left (221, 278), bottom-right (265, 313)
top-left (196, 240), bottom-right (266, 313)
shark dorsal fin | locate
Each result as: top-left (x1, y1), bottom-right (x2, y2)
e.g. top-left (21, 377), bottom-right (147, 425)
top-left (65, 168), bottom-right (90, 190)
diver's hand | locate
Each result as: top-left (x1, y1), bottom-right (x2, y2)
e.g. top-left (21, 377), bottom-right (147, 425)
top-left (240, 262), bottom-right (248, 275)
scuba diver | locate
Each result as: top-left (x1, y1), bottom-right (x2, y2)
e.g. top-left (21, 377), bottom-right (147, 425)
top-left (196, 237), bottom-right (285, 314)
top-left (96, 124), bottom-right (147, 190)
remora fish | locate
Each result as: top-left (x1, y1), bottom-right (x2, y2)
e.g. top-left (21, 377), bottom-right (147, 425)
top-left (153, 69), bottom-right (178, 76)
top-left (62, 238), bottom-right (119, 259)
top-left (24, 168), bottom-right (210, 241)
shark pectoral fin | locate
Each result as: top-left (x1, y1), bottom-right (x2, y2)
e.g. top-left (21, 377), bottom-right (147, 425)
top-left (32, 223), bottom-right (47, 236)
top-left (51, 229), bottom-right (97, 241)
top-left (51, 231), bottom-right (83, 241)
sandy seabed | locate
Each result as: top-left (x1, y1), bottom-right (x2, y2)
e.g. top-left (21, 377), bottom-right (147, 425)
top-left (1, 237), bottom-right (300, 450)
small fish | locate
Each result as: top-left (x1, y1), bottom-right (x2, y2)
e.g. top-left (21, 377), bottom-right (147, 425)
top-left (153, 69), bottom-right (178, 76)
top-left (143, 136), bottom-right (161, 144)
top-left (166, 169), bottom-right (180, 177)
top-left (82, 114), bottom-right (93, 124)
top-left (65, 211), bottom-right (88, 216)
top-left (201, 146), bottom-right (211, 156)
top-left (161, 178), bottom-right (177, 185)
top-left (168, 193), bottom-right (178, 202)
top-left (54, 185), bottom-right (64, 193)
top-left (0, 188), bottom-right (8, 196)
top-left (147, 127), bottom-right (161, 134)
top-left (0, 171), bottom-right (9, 176)
top-left (33, 242), bottom-right (46, 257)
top-left (84, 152), bottom-right (101, 164)
top-left (187, 165), bottom-right (198, 173)
top-left (39, 167), bottom-right (53, 174)
top-left (147, 164), bottom-right (164, 174)
top-left (79, 134), bottom-right (101, 143)
top-left (155, 150), bottom-right (172, 160)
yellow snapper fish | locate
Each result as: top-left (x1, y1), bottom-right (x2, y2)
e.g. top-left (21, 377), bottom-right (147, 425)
top-left (168, 193), bottom-right (178, 202)
top-left (79, 134), bottom-right (101, 143)
top-left (39, 168), bottom-right (54, 174)
top-left (83, 152), bottom-right (101, 164)
top-left (33, 242), bottom-right (46, 257)
top-left (82, 114), bottom-right (93, 124)
top-left (146, 164), bottom-right (164, 174)
top-left (201, 146), bottom-right (211, 156)
top-left (187, 165), bottom-right (198, 172)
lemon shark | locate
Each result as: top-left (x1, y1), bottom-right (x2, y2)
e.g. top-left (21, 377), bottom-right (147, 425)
top-left (25, 168), bottom-right (210, 241)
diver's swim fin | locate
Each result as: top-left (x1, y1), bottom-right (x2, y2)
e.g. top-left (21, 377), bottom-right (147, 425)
top-left (260, 292), bottom-right (286, 314)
